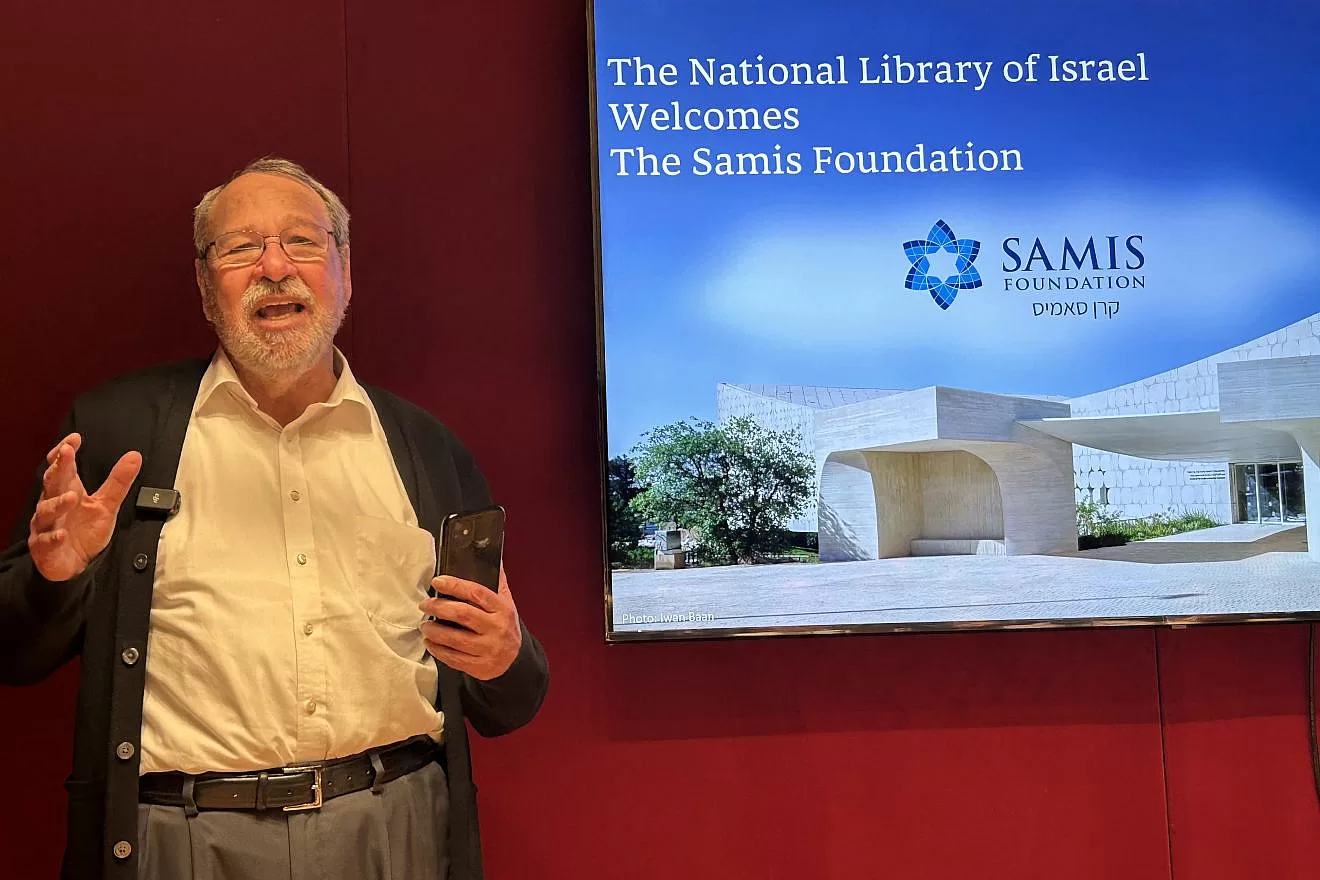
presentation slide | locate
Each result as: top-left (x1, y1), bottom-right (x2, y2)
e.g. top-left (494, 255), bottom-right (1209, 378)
top-left (591, 0), bottom-right (1320, 640)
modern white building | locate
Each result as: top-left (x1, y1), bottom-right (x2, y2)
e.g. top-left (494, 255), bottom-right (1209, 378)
top-left (717, 312), bottom-right (1320, 561)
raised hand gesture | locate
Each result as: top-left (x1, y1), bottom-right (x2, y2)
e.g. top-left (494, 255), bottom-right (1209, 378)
top-left (27, 433), bottom-right (142, 582)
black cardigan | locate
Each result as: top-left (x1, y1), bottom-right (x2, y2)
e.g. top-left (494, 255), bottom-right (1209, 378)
top-left (0, 359), bottom-right (549, 880)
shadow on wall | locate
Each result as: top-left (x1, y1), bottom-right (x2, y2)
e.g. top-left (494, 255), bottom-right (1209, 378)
top-left (819, 497), bottom-right (873, 562)
top-left (818, 451), bottom-right (879, 562)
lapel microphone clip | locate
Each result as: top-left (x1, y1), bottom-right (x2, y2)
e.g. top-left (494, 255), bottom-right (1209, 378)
top-left (135, 487), bottom-right (181, 520)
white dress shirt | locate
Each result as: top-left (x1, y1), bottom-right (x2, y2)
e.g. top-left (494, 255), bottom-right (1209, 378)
top-left (139, 348), bottom-right (444, 774)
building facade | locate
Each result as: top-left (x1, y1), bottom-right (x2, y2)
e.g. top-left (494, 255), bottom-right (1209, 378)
top-left (717, 311), bottom-right (1319, 560)
top-left (1068, 312), bottom-right (1319, 526)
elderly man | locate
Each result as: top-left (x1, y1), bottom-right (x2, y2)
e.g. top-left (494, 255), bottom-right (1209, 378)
top-left (0, 157), bottom-right (549, 880)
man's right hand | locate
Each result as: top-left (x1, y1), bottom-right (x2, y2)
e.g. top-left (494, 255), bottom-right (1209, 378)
top-left (28, 433), bottom-right (142, 582)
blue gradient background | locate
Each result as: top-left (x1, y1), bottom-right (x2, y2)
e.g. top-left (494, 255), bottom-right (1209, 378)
top-left (594, 0), bottom-right (1320, 455)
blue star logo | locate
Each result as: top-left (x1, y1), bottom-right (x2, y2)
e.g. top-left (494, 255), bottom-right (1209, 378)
top-left (903, 220), bottom-right (982, 310)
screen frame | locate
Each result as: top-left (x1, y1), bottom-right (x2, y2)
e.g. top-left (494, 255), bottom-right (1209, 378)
top-left (584, 0), bottom-right (1320, 644)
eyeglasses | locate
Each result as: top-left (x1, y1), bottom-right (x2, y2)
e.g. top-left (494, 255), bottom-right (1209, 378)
top-left (201, 224), bottom-right (337, 267)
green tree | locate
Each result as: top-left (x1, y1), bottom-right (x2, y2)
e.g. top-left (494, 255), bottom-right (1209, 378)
top-left (606, 455), bottom-right (645, 565)
top-left (629, 416), bottom-right (814, 564)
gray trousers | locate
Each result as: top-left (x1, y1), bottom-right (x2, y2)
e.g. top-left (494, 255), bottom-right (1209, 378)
top-left (135, 762), bottom-right (450, 880)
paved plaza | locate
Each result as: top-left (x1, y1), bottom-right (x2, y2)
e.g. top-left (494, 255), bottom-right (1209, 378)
top-left (610, 527), bottom-right (1316, 635)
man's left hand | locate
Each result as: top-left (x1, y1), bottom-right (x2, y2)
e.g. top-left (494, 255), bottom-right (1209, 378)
top-left (418, 568), bottom-right (522, 681)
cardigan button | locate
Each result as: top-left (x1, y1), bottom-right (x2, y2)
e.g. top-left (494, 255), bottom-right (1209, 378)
top-left (133, 553), bottom-right (150, 571)
top-left (113, 841), bottom-right (132, 860)
top-left (121, 647), bottom-right (140, 666)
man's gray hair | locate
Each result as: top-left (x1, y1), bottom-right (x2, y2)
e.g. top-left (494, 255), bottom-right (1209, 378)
top-left (192, 156), bottom-right (351, 258)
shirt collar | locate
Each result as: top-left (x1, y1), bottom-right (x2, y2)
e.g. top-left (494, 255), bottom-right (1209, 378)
top-left (194, 346), bottom-right (370, 419)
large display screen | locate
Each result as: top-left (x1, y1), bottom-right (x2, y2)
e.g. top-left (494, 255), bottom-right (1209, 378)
top-left (589, 0), bottom-right (1320, 641)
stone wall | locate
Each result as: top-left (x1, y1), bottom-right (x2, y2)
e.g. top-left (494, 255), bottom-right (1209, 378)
top-left (919, 451), bottom-right (1005, 541)
top-left (718, 312), bottom-right (1320, 534)
top-left (1069, 312), bottom-right (1320, 522)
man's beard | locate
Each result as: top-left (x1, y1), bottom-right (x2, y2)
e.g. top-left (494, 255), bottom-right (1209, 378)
top-left (204, 277), bottom-right (346, 381)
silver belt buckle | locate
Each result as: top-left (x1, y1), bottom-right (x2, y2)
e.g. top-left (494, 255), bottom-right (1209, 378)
top-left (281, 765), bottom-right (324, 812)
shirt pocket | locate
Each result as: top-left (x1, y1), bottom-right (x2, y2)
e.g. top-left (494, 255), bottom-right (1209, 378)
top-left (351, 514), bottom-right (437, 632)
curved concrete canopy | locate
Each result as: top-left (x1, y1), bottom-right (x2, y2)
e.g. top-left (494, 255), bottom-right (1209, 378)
top-left (1021, 411), bottom-right (1302, 463)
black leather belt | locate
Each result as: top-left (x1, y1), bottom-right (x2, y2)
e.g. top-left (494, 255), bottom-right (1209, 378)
top-left (138, 735), bottom-right (440, 813)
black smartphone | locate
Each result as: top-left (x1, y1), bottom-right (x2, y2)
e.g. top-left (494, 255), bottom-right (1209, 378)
top-left (435, 505), bottom-right (505, 592)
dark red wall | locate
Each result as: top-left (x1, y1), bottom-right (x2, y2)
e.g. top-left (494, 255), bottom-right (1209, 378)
top-left (2, 2), bottom-right (1316, 878)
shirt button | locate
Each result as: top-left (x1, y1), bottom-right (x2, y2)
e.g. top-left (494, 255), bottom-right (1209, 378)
top-left (296, 553), bottom-right (308, 565)
top-left (121, 647), bottom-right (140, 666)
top-left (116, 742), bottom-right (135, 760)
top-left (113, 841), bottom-right (132, 860)
top-left (303, 622), bottom-right (314, 636)
top-left (304, 700), bottom-right (317, 715)
top-left (290, 490), bottom-right (302, 502)
top-left (132, 553), bottom-right (150, 571)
